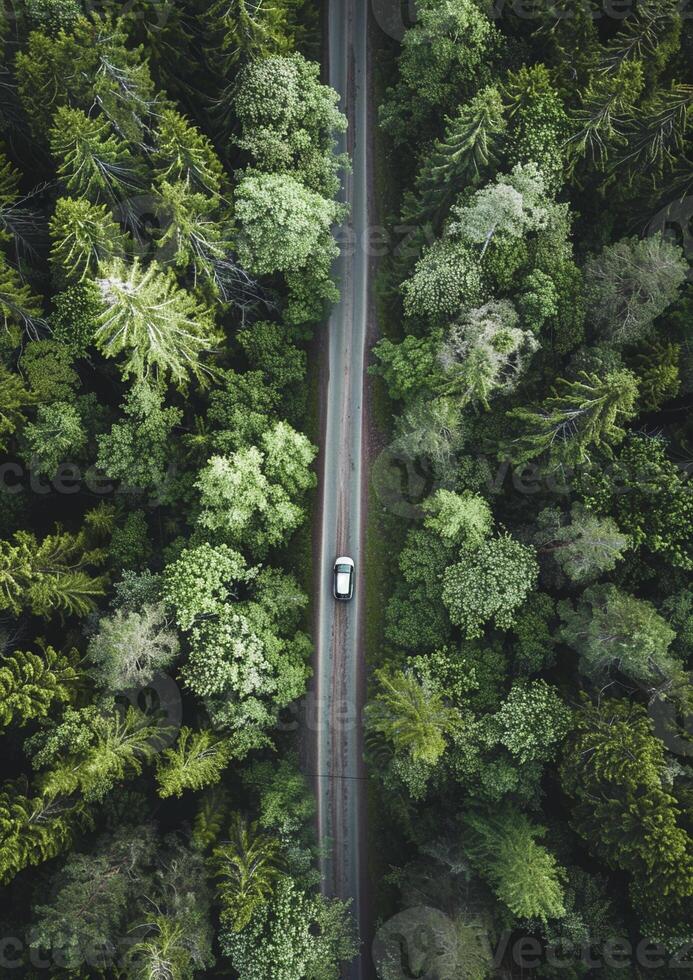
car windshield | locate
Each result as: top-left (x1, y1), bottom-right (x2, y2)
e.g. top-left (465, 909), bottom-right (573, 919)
top-left (336, 564), bottom-right (351, 574)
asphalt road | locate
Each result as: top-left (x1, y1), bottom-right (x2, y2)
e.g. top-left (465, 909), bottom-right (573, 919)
top-left (314, 0), bottom-right (371, 976)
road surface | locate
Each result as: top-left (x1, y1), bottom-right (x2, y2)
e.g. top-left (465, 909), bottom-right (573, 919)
top-left (313, 0), bottom-right (371, 976)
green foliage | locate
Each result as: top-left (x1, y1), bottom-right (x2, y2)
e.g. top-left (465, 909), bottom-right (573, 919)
top-left (237, 320), bottom-right (306, 393)
top-left (0, 251), bottom-right (44, 335)
top-left (451, 162), bottom-right (556, 256)
top-left (156, 727), bottom-right (234, 798)
top-left (381, 0), bottom-right (500, 145)
top-left (50, 106), bottom-right (144, 205)
top-left (463, 808), bottom-right (566, 923)
top-left (442, 534), bottom-right (539, 638)
top-left (50, 282), bottom-right (102, 356)
top-left (50, 196), bottom-right (128, 285)
top-left (181, 603), bottom-right (310, 741)
top-left (585, 235), bottom-right (687, 346)
top-left (109, 509), bottom-right (151, 569)
top-left (412, 86), bottom-right (507, 225)
top-left (0, 523), bottom-right (107, 618)
top-left (511, 593), bottom-right (557, 674)
top-left (234, 53), bottom-right (346, 197)
top-left (153, 108), bottom-right (225, 195)
top-left (20, 338), bottom-right (79, 403)
top-left (25, 0), bottom-right (81, 33)
top-left (213, 813), bottom-right (284, 933)
top-left (559, 584), bottom-right (678, 684)
top-left (195, 421), bottom-right (316, 554)
top-left (577, 433), bottom-right (693, 570)
top-left (402, 237), bottom-right (486, 322)
top-left (96, 382), bottom-right (182, 492)
top-left (22, 400), bottom-right (87, 476)
top-left (0, 645), bottom-right (79, 728)
top-left (533, 502), bottom-right (631, 583)
top-left (438, 299), bottom-right (538, 408)
top-left (365, 667), bottom-right (458, 768)
top-left (203, 0), bottom-right (307, 71)
top-left (30, 825), bottom-right (157, 970)
top-left (235, 170), bottom-right (340, 271)
top-left (0, 781), bottom-right (87, 884)
top-left (87, 601), bottom-right (179, 690)
top-left (94, 258), bottom-right (220, 385)
top-left (370, 334), bottom-right (440, 402)
top-left (506, 369), bottom-right (640, 466)
top-left (221, 876), bottom-right (356, 979)
top-left (0, 361), bottom-right (36, 450)
top-left (633, 338), bottom-right (681, 409)
top-left (493, 680), bottom-right (571, 764)
top-left (422, 489), bottom-right (492, 548)
top-left (242, 756), bottom-right (314, 836)
top-left (561, 699), bottom-right (693, 944)
top-left (37, 704), bottom-right (168, 803)
top-left (163, 542), bottom-right (251, 630)
top-left (503, 65), bottom-right (569, 183)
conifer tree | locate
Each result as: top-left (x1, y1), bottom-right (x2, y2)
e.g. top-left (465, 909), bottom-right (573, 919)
top-left (49, 196), bottom-right (128, 284)
top-left (506, 369), bottom-right (639, 466)
top-left (213, 813), bottom-right (284, 933)
top-left (94, 258), bottom-right (219, 386)
top-left (0, 646), bottom-right (79, 728)
top-left (157, 727), bottom-right (235, 798)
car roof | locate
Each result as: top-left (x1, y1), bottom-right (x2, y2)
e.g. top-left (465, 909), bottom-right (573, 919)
top-left (335, 556), bottom-right (354, 566)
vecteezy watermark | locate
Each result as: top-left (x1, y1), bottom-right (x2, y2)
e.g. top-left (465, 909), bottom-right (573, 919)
top-left (115, 671), bottom-right (183, 752)
top-left (0, 934), bottom-right (144, 971)
top-left (0, 459), bottom-right (179, 504)
top-left (646, 196), bottom-right (693, 280)
top-left (368, 0), bottom-right (690, 42)
top-left (649, 685), bottom-right (693, 757)
top-left (371, 444), bottom-right (693, 520)
top-left (372, 907), bottom-right (461, 979)
top-left (372, 913), bottom-right (693, 978)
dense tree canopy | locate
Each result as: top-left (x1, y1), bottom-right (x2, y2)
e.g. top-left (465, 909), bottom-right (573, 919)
top-left (372, 0), bottom-right (693, 965)
top-left (0, 3), bottom-right (352, 976)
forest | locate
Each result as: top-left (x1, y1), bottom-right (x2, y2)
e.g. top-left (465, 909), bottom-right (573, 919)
top-left (0, 0), bottom-right (358, 976)
top-left (0, 0), bottom-right (691, 976)
top-left (370, 0), bottom-right (693, 974)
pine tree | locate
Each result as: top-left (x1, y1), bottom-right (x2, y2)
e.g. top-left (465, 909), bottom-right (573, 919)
top-left (50, 107), bottom-right (144, 207)
top-left (0, 523), bottom-right (108, 619)
top-left (49, 196), bottom-right (128, 285)
top-left (506, 369), bottom-right (640, 466)
top-left (0, 362), bottom-right (36, 450)
top-left (463, 808), bottom-right (566, 923)
top-left (0, 781), bottom-right (88, 884)
top-left (566, 61), bottom-right (644, 171)
top-left (201, 0), bottom-right (302, 74)
top-left (0, 646), bottom-right (79, 727)
top-left (0, 251), bottom-right (44, 336)
top-left (412, 87), bottom-right (506, 228)
top-left (599, 0), bottom-right (681, 77)
top-left (213, 813), bottom-right (284, 933)
top-left (364, 668), bottom-right (458, 768)
top-left (94, 258), bottom-right (219, 386)
top-left (125, 917), bottom-right (193, 980)
top-left (192, 787), bottom-right (230, 853)
top-left (156, 727), bottom-right (235, 798)
top-left (635, 339), bottom-right (681, 409)
top-left (585, 235), bottom-right (687, 346)
top-left (614, 84), bottom-right (693, 185)
top-left (38, 706), bottom-right (168, 803)
top-left (154, 179), bottom-right (232, 293)
top-left (561, 699), bottom-right (693, 913)
top-left (153, 108), bottom-right (225, 195)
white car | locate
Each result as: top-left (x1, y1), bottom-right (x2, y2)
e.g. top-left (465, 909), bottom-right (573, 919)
top-left (333, 556), bottom-right (354, 600)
